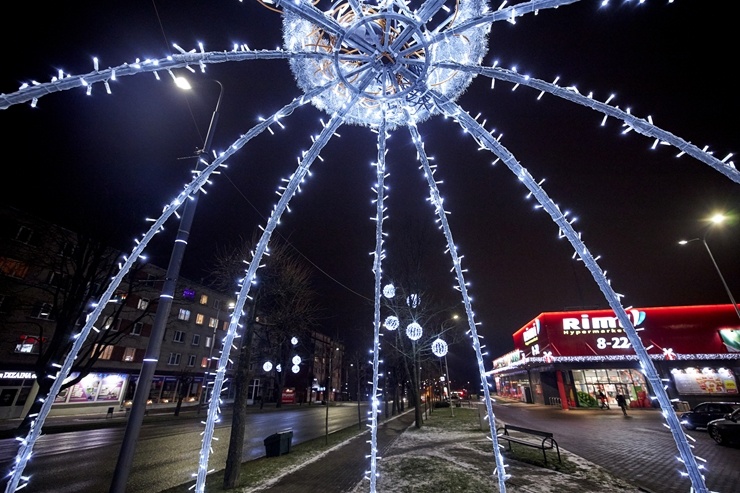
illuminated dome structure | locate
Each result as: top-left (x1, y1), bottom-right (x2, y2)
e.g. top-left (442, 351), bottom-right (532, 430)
top-left (285, 0), bottom-right (488, 127)
top-left (1, 1), bottom-right (738, 493)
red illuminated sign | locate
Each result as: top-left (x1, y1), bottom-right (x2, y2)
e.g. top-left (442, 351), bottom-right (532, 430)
top-left (512, 304), bottom-right (739, 358)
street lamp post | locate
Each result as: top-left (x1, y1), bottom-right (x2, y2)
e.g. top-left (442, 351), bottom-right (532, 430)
top-left (679, 214), bottom-right (740, 321)
top-left (109, 79), bottom-right (224, 493)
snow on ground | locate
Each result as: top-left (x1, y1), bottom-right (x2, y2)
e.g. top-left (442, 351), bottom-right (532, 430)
top-left (349, 412), bottom-right (644, 493)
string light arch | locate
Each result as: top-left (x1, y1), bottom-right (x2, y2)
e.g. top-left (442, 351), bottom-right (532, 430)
top-left (1, 1), bottom-right (737, 493)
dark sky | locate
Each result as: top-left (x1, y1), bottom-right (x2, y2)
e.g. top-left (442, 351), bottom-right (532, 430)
top-left (2, 1), bottom-right (738, 385)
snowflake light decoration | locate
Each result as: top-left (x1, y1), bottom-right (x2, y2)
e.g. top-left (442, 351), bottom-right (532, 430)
top-left (1, 1), bottom-right (738, 493)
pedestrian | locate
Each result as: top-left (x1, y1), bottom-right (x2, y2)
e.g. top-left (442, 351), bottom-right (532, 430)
top-left (597, 390), bottom-right (609, 409)
top-left (616, 393), bottom-right (628, 416)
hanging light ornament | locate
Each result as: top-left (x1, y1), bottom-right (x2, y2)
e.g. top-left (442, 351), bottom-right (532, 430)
top-left (292, 365), bottom-right (300, 373)
top-left (406, 293), bottom-right (420, 308)
top-left (406, 322), bottom-right (423, 341)
top-left (291, 336), bottom-right (298, 345)
top-left (382, 284), bottom-right (396, 298)
top-left (384, 315), bottom-right (399, 330)
top-left (276, 364), bottom-right (282, 373)
top-left (263, 361), bottom-right (273, 372)
top-left (292, 355), bottom-right (302, 365)
top-left (431, 338), bottom-right (448, 357)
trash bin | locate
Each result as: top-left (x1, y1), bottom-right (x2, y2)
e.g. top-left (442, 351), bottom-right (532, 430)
top-left (263, 429), bottom-right (293, 457)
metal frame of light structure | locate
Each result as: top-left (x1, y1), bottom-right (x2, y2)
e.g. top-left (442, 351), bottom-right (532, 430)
top-left (109, 78), bottom-right (224, 493)
top-left (679, 214), bottom-right (740, 321)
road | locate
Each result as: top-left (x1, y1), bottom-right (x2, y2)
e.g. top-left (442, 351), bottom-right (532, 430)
top-left (492, 401), bottom-right (740, 493)
top-left (0, 403), bottom-right (368, 493)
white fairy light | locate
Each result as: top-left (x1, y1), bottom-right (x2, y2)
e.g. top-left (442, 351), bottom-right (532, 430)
top-left (2, 2), bottom-right (731, 493)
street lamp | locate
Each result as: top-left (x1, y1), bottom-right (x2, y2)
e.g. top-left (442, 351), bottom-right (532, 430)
top-left (109, 78), bottom-right (224, 493)
top-left (679, 213), bottom-right (740, 321)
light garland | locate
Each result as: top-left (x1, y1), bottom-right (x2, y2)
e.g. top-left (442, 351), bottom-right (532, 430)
top-left (1, 1), bottom-right (733, 493)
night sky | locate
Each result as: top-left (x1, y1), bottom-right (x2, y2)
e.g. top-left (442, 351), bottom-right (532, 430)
top-left (2, 1), bottom-right (738, 385)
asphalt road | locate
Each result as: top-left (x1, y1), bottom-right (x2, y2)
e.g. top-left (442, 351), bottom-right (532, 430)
top-left (0, 403), bottom-right (368, 493)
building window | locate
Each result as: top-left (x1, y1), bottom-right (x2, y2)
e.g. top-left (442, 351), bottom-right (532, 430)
top-left (167, 353), bottom-right (181, 365)
top-left (208, 317), bottom-right (218, 329)
top-left (187, 354), bottom-right (196, 367)
top-left (213, 299), bottom-right (221, 310)
top-left (103, 317), bottom-right (117, 332)
top-left (205, 336), bottom-right (213, 349)
top-left (0, 258), bottom-right (29, 279)
top-left (137, 298), bottom-right (149, 310)
top-left (143, 274), bottom-right (157, 287)
top-left (122, 347), bottom-right (136, 362)
top-left (195, 313), bottom-right (205, 325)
top-left (46, 271), bottom-right (69, 288)
top-left (201, 357), bottom-right (209, 368)
top-left (173, 330), bottom-right (185, 343)
top-left (178, 309), bottom-right (191, 321)
top-left (199, 294), bottom-right (209, 305)
top-left (182, 288), bottom-right (196, 300)
top-left (95, 344), bottom-right (114, 360)
top-left (14, 226), bottom-right (34, 244)
top-left (31, 302), bottom-right (53, 320)
top-left (191, 334), bottom-right (200, 346)
top-left (57, 240), bottom-right (75, 258)
top-left (131, 322), bottom-right (143, 336)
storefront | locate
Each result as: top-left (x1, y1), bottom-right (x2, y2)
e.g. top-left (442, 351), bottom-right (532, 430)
top-left (491, 304), bottom-right (740, 410)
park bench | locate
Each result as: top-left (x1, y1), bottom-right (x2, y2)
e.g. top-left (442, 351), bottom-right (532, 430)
top-left (496, 424), bottom-right (561, 465)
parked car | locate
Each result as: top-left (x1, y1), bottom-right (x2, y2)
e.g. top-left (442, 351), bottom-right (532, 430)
top-left (707, 408), bottom-right (740, 445)
top-left (679, 402), bottom-right (739, 430)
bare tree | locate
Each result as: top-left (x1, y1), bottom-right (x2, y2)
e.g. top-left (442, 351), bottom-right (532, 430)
top-left (0, 212), bottom-right (153, 433)
top-left (205, 232), bottom-right (320, 489)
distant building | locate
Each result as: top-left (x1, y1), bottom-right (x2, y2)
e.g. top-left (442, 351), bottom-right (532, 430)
top-left (0, 206), bottom-right (343, 419)
top-left (491, 305), bottom-right (740, 410)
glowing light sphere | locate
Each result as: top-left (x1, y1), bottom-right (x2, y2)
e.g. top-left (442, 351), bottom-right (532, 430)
top-left (285, 0), bottom-right (488, 129)
top-left (382, 284), bottom-right (396, 298)
top-left (383, 315), bottom-right (399, 330)
top-left (292, 355), bottom-right (302, 365)
top-left (406, 293), bottom-right (420, 308)
top-left (431, 337), bottom-right (448, 357)
top-left (263, 361), bottom-right (273, 372)
top-left (406, 322), bottom-right (423, 341)
top-left (291, 336), bottom-right (298, 345)
top-left (292, 364), bottom-right (300, 373)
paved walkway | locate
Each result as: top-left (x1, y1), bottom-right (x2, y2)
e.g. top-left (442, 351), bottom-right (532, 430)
top-left (255, 409), bottom-right (417, 493)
